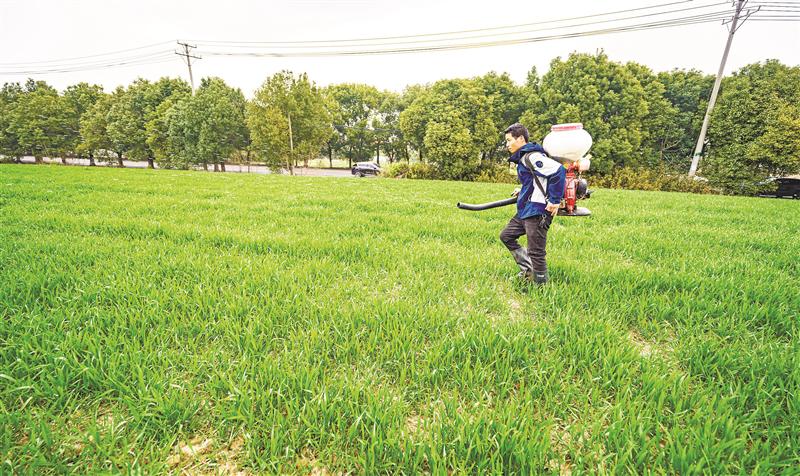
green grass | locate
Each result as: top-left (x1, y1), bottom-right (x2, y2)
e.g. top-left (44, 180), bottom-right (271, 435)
top-left (1, 164), bottom-right (798, 474)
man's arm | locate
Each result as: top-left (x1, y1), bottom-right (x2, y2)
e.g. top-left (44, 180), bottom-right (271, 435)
top-left (546, 166), bottom-right (565, 204)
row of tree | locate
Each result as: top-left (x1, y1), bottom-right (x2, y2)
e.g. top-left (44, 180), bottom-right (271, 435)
top-left (1, 52), bottom-right (798, 193)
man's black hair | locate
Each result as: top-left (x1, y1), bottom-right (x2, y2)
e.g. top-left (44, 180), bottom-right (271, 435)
top-left (504, 123), bottom-right (529, 143)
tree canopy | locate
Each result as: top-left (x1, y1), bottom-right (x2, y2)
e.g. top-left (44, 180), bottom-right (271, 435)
top-left (247, 71), bottom-right (331, 173)
top-left (705, 60), bottom-right (800, 194)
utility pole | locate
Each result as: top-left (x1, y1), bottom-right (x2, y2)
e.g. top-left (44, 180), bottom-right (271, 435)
top-left (175, 42), bottom-right (201, 92)
top-left (689, 0), bottom-right (754, 177)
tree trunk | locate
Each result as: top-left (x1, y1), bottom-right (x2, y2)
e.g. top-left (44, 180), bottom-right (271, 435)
top-left (116, 152), bottom-right (124, 167)
top-left (89, 154), bottom-right (96, 166)
top-left (213, 163), bottom-right (219, 172)
top-left (283, 153), bottom-right (294, 176)
top-left (287, 111), bottom-right (295, 176)
top-left (61, 156), bottom-right (67, 165)
top-left (220, 162), bottom-right (226, 172)
top-left (35, 156), bottom-right (42, 164)
top-left (376, 146), bottom-right (380, 165)
top-left (328, 144), bottom-right (333, 168)
top-left (203, 162), bottom-right (208, 171)
top-left (147, 158), bottom-right (154, 169)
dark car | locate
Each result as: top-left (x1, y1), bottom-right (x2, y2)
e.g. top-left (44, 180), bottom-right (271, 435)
top-left (758, 177), bottom-right (800, 199)
top-left (352, 162), bottom-right (381, 177)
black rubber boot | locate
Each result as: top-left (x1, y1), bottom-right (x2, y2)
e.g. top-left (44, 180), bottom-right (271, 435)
top-left (510, 248), bottom-right (533, 277)
top-left (532, 270), bottom-right (549, 285)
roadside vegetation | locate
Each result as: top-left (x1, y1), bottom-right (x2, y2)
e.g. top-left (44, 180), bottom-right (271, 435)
top-left (2, 54), bottom-right (799, 194)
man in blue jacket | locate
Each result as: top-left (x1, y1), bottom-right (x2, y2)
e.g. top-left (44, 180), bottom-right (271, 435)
top-left (500, 123), bottom-right (565, 284)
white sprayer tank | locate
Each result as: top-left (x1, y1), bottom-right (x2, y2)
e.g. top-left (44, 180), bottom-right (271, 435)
top-left (543, 123), bottom-right (592, 171)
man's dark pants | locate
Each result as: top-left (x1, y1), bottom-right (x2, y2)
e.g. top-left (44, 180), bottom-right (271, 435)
top-left (500, 213), bottom-right (553, 281)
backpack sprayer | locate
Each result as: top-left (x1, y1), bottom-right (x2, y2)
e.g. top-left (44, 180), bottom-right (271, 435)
top-left (458, 123), bottom-right (593, 216)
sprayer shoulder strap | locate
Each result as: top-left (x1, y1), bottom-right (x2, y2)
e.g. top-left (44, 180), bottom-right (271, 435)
top-left (522, 152), bottom-right (548, 200)
top-left (533, 175), bottom-right (548, 200)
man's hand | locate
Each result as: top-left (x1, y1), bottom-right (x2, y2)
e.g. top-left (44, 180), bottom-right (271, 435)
top-left (511, 188), bottom-right (521, 197)
top-left (545, 202), bottom-right (560, 216)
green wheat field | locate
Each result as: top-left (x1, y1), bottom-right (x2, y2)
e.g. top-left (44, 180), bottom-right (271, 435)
top-left (1, 165), bottom-right (799, 474)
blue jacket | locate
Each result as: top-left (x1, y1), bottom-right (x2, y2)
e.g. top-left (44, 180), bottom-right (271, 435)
top-left (509, 142), bottom-right (566, 219)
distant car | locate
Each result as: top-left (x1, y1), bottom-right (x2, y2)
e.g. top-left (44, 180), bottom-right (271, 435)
top-left (758, 177), bottom-right (800, 199)
top-left (352, 162), bottom-right (381, 177)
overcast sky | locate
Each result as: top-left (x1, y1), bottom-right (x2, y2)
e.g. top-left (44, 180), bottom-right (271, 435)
top-left (1, 0), bottom-right (798, 96)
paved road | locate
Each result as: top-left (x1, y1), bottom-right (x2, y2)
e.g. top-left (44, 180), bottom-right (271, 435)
top-left (13, 156), bottom-right (355, 177)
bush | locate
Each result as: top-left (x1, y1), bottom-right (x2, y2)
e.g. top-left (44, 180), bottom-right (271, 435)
top-left (384, 162), bottom-right (438, 180)
top-left (473, 164), bottom-right (517, 184)
top-left (589, 166), bottom-right (717, 194)
top-left (385, 161), bottom-right (519, 184)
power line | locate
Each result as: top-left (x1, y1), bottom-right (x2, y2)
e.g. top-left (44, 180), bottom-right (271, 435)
top-left (193, 2), bottom-right (732, 51)
top-left (0, 41), bottom-right (174, 66)
top-left (0, 54), bottom-right (176, 75)
top-left (188, 0), bottom-right (701, 46)
top-left (198, 4), bottom-right (797, 59)
top-left (0, 2), bottom-right (716, 76)
top-left (0, 0), bottom-right (794, 76)
top-left (199, 10), bottom-right (743, 58)
top-left (194, 3), bottom-right (791, 58)
top-left (19, 50), bottom-right (174, 69)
